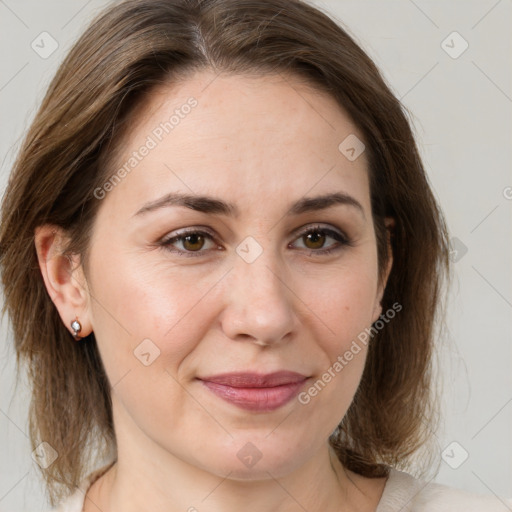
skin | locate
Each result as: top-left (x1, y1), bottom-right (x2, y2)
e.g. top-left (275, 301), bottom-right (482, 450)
top-left (35, 70), bottom-right (394, 512)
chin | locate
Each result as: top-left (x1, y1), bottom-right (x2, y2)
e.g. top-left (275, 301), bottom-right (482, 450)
top-left (193, 436), bottom-right (309, 481)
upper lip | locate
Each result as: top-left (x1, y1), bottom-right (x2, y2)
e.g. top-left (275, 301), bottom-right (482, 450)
top-left (198, 371), bottom-right (308, 388)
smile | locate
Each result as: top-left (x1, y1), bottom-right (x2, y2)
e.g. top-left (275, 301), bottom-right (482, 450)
top-left (197, 371), bottom-right (309, 412)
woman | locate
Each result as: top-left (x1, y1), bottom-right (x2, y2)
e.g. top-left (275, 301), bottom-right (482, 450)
top-left (0, 0), bottom-right (510, 511)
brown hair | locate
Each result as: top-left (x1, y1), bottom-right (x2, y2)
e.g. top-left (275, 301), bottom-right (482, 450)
top-left (0, 0), bottom-right (451, 505)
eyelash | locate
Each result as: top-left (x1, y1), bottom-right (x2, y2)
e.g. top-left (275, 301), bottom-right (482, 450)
top-left (158, 224), bottom-right (352, 258)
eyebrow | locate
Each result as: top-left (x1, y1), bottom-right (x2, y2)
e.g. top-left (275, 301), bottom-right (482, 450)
top-left (133, 191), bottom-right (365, 220)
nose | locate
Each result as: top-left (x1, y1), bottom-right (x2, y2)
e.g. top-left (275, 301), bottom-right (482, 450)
top-left (220, 253), bottom-right (297, 346)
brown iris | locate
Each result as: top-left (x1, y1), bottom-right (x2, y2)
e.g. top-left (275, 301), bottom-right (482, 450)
top-left (183, 233), bottom-right (205, 251)
top-left (303, 230), bottom-right (325, 249)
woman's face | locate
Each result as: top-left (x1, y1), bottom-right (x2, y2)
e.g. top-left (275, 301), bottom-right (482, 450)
top-left (81, 70), bottom-right (392, 478)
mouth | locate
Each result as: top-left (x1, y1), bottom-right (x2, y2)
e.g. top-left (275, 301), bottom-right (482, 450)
top-left (197, 371), bottom-right (309, 412)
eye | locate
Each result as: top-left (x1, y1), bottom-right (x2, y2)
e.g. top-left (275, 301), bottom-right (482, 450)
top-left (159, 228), bottom-right (219, 257)
top-left (290, 225), bottom-right (350, 255)
top-left (158, 224), bottom-right (351, 258)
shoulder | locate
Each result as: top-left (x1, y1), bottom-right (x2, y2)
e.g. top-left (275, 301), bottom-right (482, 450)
top-left (377, 468), bottom-right (512, 512)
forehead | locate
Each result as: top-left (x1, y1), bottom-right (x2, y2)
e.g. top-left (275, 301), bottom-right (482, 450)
top-left (100, 70), bottom-right (371, 218)
top-left (125, 70), bottom-right (362, 147)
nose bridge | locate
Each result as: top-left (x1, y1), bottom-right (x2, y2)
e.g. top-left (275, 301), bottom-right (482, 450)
top-left (238, 249), bottom-right (283, 302)
top-left (222, 237), bottom-right (295, 343)
top-left (234, 234), bottom-right (284, 292)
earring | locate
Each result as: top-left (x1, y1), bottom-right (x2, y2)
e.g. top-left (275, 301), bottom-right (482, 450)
top-left (71, 317), bottom-right (82, 339)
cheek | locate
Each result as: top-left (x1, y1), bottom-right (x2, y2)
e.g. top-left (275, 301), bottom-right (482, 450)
top-left (291, 273), bottom-right (377, 432)
top-left (86, 231), bottom-right (225, 390)
top-left (290, 255), bottom-right (378, 404)
top-left (86, 249), bottom-right (215, 437)
top-left (294, 257), bottom-right (379, 351)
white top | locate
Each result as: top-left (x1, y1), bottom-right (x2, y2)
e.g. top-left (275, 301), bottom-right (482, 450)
top-left (50, 463), bottom-right (512, 512)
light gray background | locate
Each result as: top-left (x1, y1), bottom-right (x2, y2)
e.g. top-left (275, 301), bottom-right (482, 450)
top-left (1, 0), bottom-right (511, 510)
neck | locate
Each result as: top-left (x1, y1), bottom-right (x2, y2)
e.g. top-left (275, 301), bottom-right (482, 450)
top-left (86, 400), bottom-right (385, 512)
top-left (97, 454), bottom-right (365, 512)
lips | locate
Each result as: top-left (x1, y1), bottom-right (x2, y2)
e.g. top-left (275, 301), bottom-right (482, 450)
top-left (197, 371), bottom-right (309, 412)
top-left (198, 371), bottom-right (308, 387)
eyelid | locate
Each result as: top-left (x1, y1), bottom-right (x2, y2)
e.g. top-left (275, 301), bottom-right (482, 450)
top-left (289, 222), bottom-right (346, 239)
top-left (160, 225), bottom-right (216, 242)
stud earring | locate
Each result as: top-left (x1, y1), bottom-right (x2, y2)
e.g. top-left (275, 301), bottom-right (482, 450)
top-left (71, 317), bottom-right (82, 339)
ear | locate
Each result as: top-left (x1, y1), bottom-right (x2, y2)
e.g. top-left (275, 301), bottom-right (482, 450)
top-left (371, 216), bottom-right (395, 323)
top-left (34, 224), bottom-right (93, 339)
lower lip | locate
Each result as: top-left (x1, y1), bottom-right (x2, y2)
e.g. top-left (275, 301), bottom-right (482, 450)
top-left (200, 379), bottom-right (307, 412)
